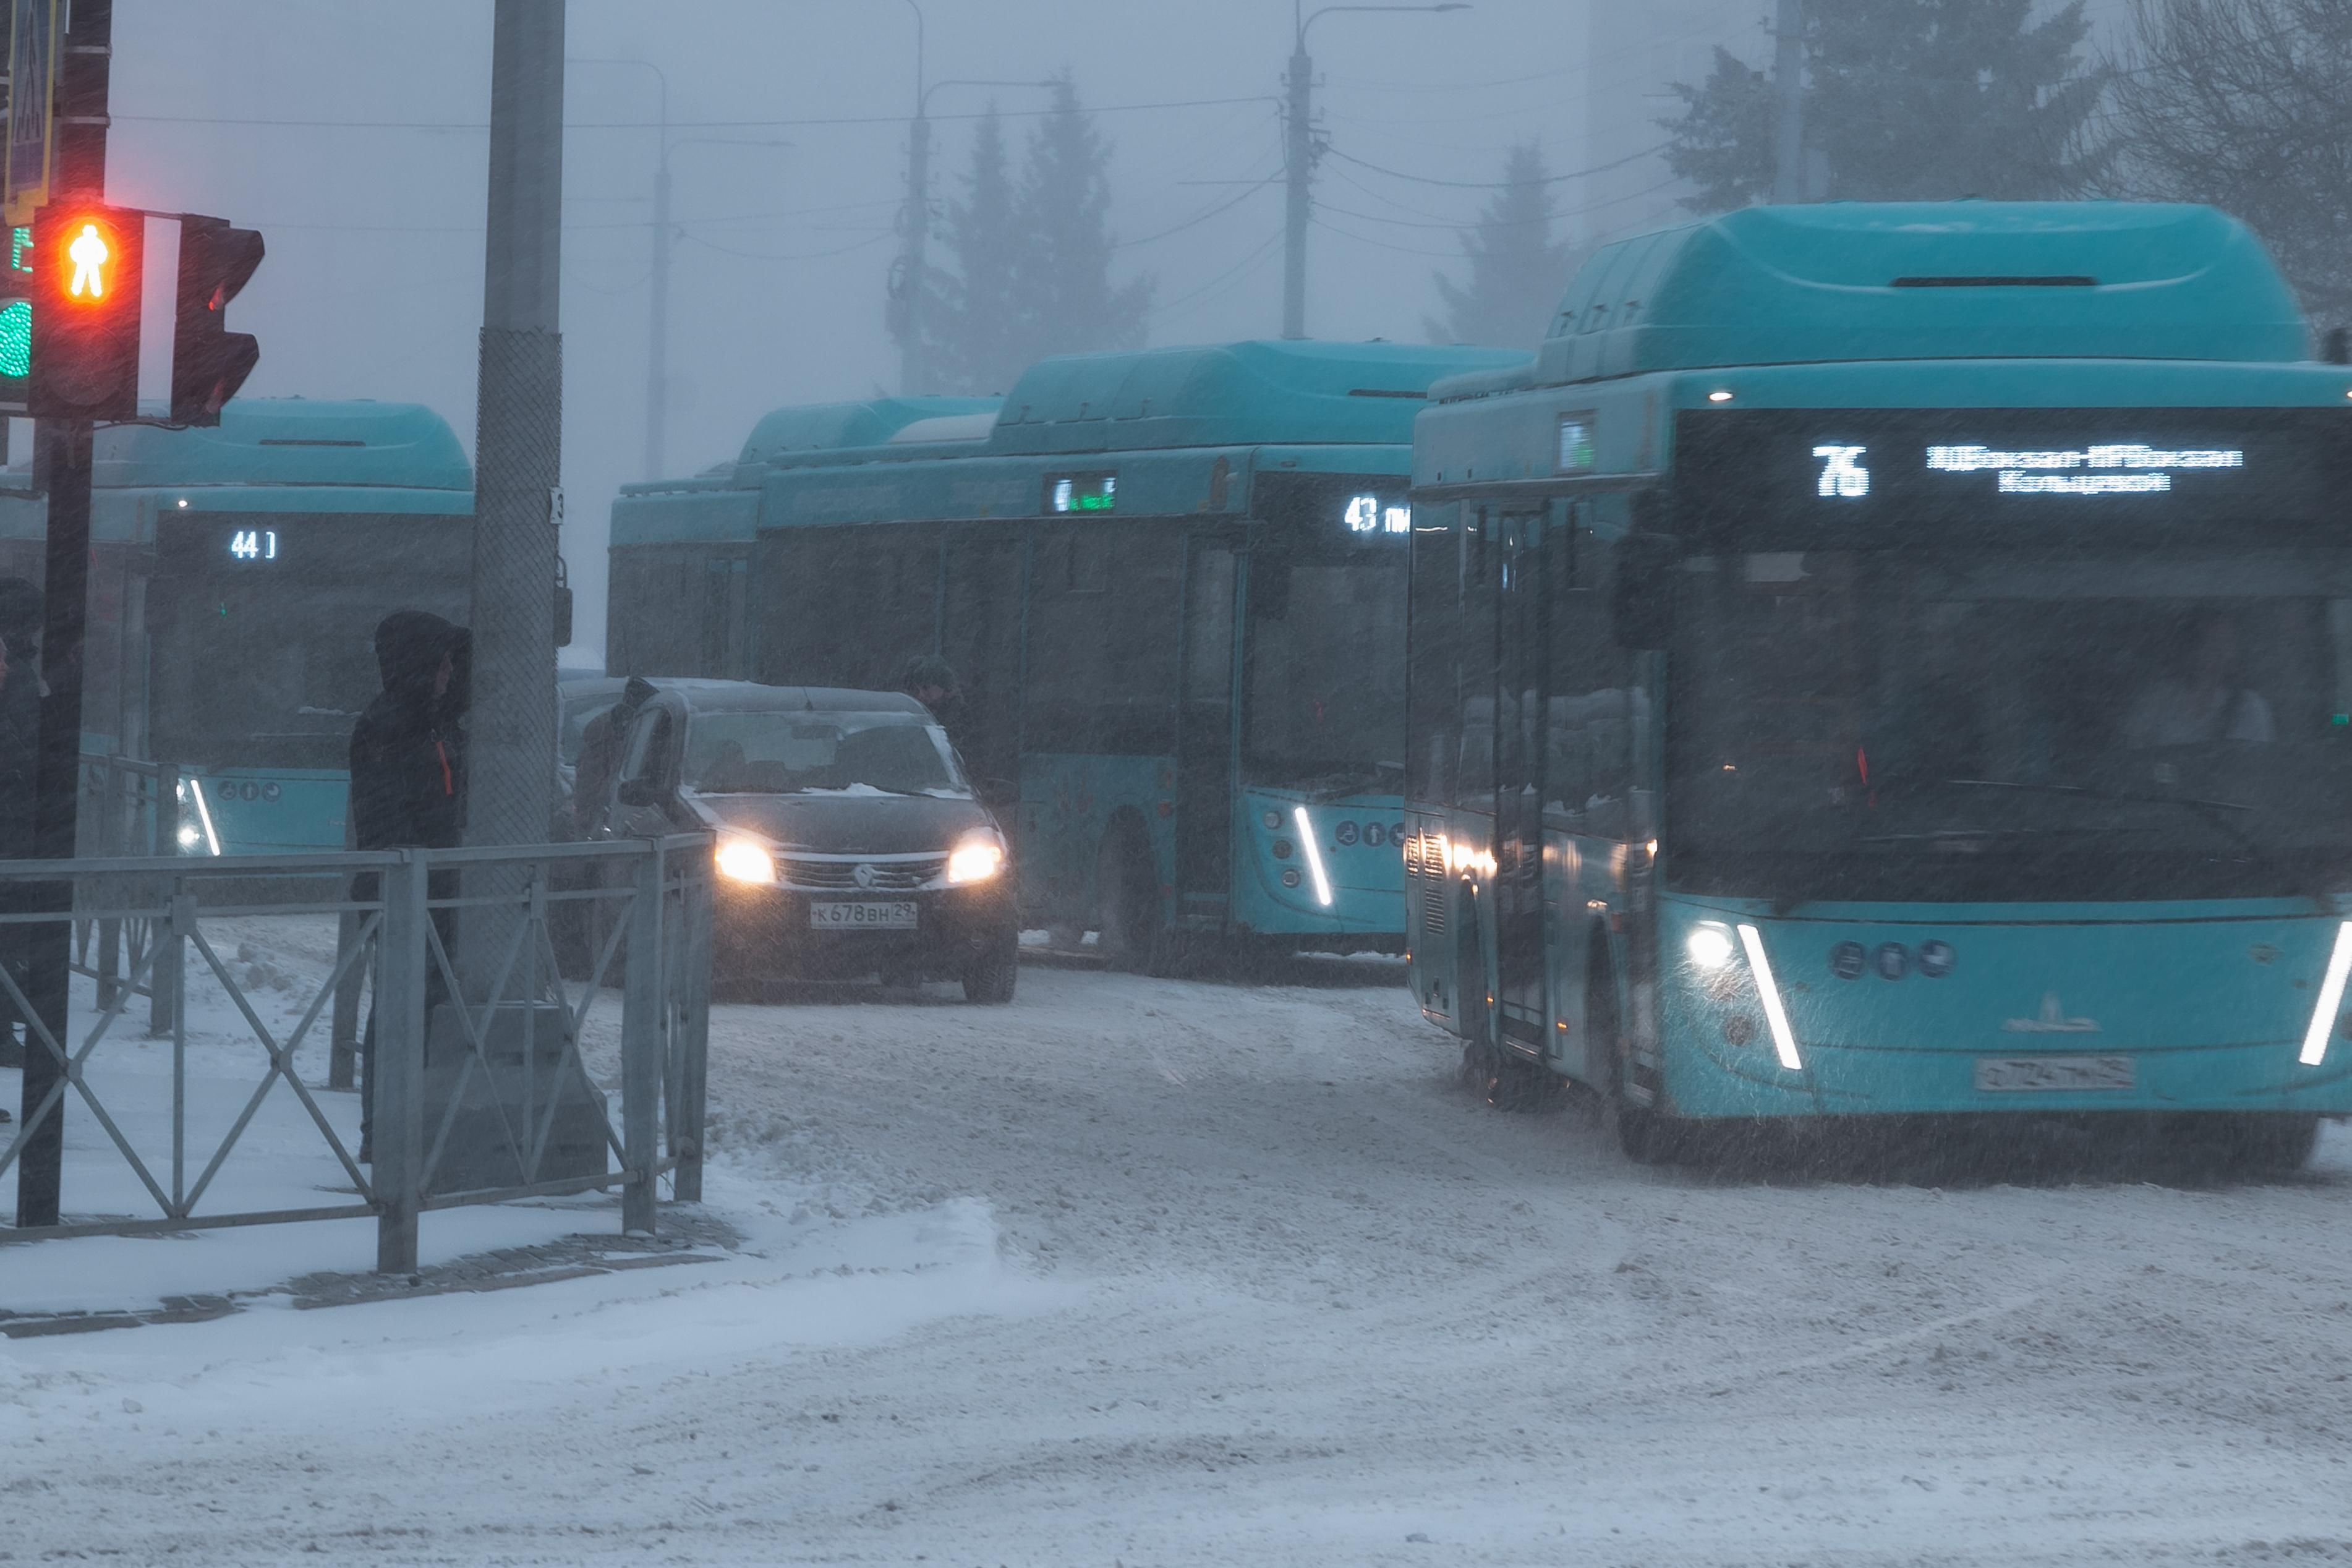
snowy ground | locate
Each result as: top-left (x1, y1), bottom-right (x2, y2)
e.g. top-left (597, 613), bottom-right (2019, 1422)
top-left (7, 947), bottom-right (2352, 1564)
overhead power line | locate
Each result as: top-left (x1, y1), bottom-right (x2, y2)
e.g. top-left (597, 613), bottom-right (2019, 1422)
top-left (1324, 140), bottom-right (1676, 190)
top-left (114, 95), bottom-right (1274, 132)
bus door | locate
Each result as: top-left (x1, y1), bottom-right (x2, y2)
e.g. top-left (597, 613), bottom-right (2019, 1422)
top-left (940, 530), bottom-right (1025, 799)
top-left (1494, 508), bottom-right (1549, 1052)
top-left (1175, 534), bottom-right (1240, 921)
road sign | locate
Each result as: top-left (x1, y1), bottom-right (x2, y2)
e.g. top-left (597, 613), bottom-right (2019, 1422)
top-left (3, 0), bottom-right (60, 227)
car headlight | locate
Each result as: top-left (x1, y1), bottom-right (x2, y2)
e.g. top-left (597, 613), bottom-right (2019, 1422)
top-left (946, 835), bottom-right (1005, 885)
top-left (714, 837), bottom-right (776, 884)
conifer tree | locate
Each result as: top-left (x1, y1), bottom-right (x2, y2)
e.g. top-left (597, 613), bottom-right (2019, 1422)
top-left (1663, 0), bottom-right (2108, 212)
top-left (1008, 76), bottom-right (1153, 362)
top-left (1426, 142), bottom-right (1581, 348)
top-left (926, 108), bottom-right (1026, 395)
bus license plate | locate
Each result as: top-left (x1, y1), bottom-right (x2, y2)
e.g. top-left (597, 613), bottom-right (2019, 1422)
top-left (809, 900), bottom-right (918, 931)
top-left (1975, 1055), bottom-right (2135, 1093)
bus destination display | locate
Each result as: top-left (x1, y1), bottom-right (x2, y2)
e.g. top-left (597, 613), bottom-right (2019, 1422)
top-left (1676, 407), bottom-right (2350, 537)
top-left (1046, 473), bottom-right (1116, 514)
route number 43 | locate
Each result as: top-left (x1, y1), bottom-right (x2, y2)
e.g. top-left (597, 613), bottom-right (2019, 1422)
top-left (229, 527), bottom-right (278, 562)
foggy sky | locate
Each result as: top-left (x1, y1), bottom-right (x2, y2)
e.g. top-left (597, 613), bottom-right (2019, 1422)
top-left (106, 0), bottom-right (2136, 661)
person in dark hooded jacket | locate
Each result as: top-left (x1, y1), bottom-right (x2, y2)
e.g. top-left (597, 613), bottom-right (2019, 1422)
top-left (349, 611), bottom-right (467, 1159)
top-left (351, 610), bottom-right (465, 853)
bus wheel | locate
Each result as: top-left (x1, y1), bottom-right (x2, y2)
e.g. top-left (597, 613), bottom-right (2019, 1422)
top-left (1590, 948), bottom-right (1678, 1165)
top-left (1093, 827), bottom-right (1168, 974)
top-left (2222, 1113), bottom-right (2321, 1175)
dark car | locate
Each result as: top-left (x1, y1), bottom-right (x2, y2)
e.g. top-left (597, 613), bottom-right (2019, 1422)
top-left (591, 681), bottom-right (1017, 1002)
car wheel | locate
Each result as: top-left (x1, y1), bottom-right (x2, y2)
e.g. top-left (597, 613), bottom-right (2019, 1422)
top-left (963, 937), bottom-right (1018, 1005)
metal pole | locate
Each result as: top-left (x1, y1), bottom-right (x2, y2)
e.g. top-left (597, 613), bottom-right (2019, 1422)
top-left (17, 0), bottom-right (111, 1229)
top-left (373, 853), bottom-right (427, 1276)
top-left (900, 111), bottom-right (931, 395)
top-left (620, 843), bottom-right (663, 1235)
top-left (463, 0), bottom-right (564, 995)
top-left (1282, 38), bottom-right (1312, 339)
top-left (647, 148), bottom-right (670, 479)
top-left (1771, 0), bottom-right (1806, 204)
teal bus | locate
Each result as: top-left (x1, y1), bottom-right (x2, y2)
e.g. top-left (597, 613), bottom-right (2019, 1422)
top-left (610, 341), bottom-right (1525, 966)
top-left (1406, 203), bottom-right (2352, 1167)
top-left (0, 399), bottom-right (474, 854)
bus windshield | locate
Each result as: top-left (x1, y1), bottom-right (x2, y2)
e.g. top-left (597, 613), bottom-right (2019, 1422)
top-left (1246, 552), bottom-right (1406, 791)
top-left (683, 710), bottom-right (966, 797)
top-left (149, 577), bottom-right (469, 771)
top-left (1668, 548), bottom-right (2352, 900)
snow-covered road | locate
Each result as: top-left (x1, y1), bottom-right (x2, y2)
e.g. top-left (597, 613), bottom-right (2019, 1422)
top-left (8, 957), bottom-right (2352, 1565)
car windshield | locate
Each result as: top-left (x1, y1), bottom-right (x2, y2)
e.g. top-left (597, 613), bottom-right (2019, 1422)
top-left (1669, 548), bottom-right (2352, 899)
top-left (682, 710), bottom-right (965, 796)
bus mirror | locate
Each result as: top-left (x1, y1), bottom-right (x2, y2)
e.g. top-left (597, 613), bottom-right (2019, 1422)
top-left (1611, 532), bottom-right (1679, 650)
top-left (616, 777), bottom-right (662, 809)
top-left (553, 584), bottom-right (574, 648)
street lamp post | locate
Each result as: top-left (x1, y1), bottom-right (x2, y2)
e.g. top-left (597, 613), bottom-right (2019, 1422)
top-left (892, 2), bottom-right (1050, 395)
top-left (575, 59), bottom-right (783, 480)
top-left (1284, 2), bottom-right (1469, 340)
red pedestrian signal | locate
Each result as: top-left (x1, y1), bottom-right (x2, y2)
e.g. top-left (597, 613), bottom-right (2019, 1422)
top-left (172, 216), bottom-right (262, 425)
top-left (28, 203), bottom-right (142, 420)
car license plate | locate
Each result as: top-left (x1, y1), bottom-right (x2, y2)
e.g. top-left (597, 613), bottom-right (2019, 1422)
top-left (1974, 1055), bottom-right (2135, 1093)
top-left (809, 900), bottom-right (918, 931)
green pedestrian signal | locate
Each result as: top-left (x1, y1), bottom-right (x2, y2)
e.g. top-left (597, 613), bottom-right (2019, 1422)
top-left (0, 226), bottom-right (28, 398)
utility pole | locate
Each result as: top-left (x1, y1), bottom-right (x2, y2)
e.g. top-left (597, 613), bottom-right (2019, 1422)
top-left (462, 0), bottom-right (563, 921)
top-left (15, 0), bottom-right (111, 1230)
top-left (1771, 0), bottom-right (1806, 205)
top-left (648, 142), bottom-right (670, 476)
top-left (1283, 4), bottom-right (1470, 341)
top-left (900, 108), bottom-right (931, 394)
top-left (1282, 28), bottom-right (1312, 341)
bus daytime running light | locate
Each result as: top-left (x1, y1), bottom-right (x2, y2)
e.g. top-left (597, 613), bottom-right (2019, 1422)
top-left (2299, 921), bottom-right (2352, 1066)
top-left (714, 838), bottom-right (776, 885)
top-left (1292, 806), bottom-right (1335, 907)
top-left (1736, 923), bottom-right (1804, 1072)
top-left (182, 778), bottom-right (223, 856)
top-left (946, 837), bottom-right (1005, 885)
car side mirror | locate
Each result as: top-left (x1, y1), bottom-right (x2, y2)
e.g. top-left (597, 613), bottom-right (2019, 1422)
top-left (616, 777), bottom-right (663, 809)
top-left (1611, 532), bottom-right (1680, 651)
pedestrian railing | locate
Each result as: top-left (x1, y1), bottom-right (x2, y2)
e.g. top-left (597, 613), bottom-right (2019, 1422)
top-left (0, 833), bottom-right (713, 1275)
top-left (70, 752), bottom-right (182, 1030)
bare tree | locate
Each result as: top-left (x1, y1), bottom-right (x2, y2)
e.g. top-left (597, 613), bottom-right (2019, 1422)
top-left (2111, 0), bottom-right (2352, 326)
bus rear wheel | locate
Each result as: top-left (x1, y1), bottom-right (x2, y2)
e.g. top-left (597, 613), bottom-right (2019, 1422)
top-left (1094, 827), bottom-right (1173, 975)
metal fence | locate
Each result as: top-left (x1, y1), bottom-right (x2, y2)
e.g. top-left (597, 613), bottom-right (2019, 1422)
top-left (0, 833), bottom-right (714, 1275)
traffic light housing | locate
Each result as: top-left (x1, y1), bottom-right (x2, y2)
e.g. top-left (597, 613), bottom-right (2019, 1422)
top-left (173, 216), bottom-right (262, 425)
top-left (27, 203), bottom-right (141, 420)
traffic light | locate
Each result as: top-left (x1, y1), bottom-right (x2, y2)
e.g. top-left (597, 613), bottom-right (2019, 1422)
top-left (173, 216), bottom-right (262, 425)
top-left (27, 203), bottom-right (141, 420)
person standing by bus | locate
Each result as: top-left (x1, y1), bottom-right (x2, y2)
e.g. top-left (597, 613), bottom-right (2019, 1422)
top-left (900, 653), bottom-right (973, 761)
top-left (348, 609), bottom-right (466, 1161)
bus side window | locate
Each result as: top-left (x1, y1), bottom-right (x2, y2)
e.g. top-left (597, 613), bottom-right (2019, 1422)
top-left (1406, 506), bottom-right (1459, 807)
top-left (1548, 508), bottom-right (1637, 838)
top-left (1457, 511), bottom-right (1499, 807)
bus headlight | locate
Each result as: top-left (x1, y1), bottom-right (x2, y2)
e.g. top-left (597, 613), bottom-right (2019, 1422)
top-left (714, 837), bottom-right (776, 884)
top-left (1686, 923), bottom-right (1736, 969)
top-left (946, 835), bottom-right (1004, 885)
